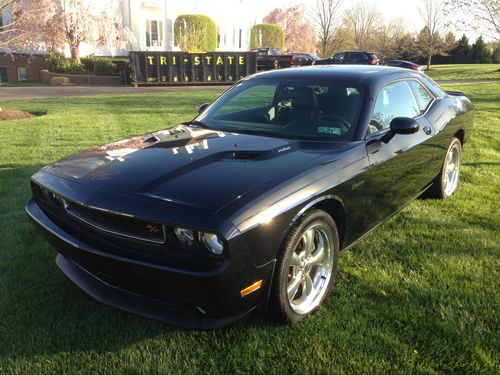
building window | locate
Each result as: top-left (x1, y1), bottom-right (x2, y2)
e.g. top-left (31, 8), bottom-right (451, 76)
top-left (17, 67), bottom-right (28, 81)
top-left (0, 67), bottom-right (7, 83)
top-left (146, 20), bottom-right (163, 47)
top-left (217, 26), bottom-right (220, 48)
top-left (238, 28), bottom-right (242, 48)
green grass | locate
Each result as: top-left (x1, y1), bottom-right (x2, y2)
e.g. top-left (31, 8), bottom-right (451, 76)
top-left (0, 85), bottom-right (499, 374)
top-left (0, 80), bottom-right (47, 87)
top-left (426, 64), bottom-right (500, 80)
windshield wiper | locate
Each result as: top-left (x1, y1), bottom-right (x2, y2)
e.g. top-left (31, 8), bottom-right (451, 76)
top-left (184, 120), bottom-right (213, 130)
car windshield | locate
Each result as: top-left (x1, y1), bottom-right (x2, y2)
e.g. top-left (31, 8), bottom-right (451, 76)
top-left (196, 79), bottom-right (366, 141)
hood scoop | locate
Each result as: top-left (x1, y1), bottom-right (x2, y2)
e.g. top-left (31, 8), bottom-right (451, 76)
top-left (230, 151), bottom-right (263, 160)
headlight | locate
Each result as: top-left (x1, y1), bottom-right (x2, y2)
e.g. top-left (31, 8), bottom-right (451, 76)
top-left (200, 232), bottom-right (224, 255)
top-left (173, 227), bottom-right (195, 247)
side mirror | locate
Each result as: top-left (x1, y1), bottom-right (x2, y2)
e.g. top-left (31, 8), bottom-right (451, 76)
top-left (382, 117), bottom-right (419, 143)
top-left (390, 117), bottom-right (419, 134)
top-left (198, 103), bottom-right (210, 114)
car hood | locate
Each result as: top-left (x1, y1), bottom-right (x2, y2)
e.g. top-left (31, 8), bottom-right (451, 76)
top-left (35, 125), bottom-right (354, 230)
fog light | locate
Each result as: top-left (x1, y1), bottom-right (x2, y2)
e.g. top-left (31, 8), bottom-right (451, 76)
top-left (174, 228), bottom-right (195, 247)
top-left (200, 232), bottom-right (224, 255)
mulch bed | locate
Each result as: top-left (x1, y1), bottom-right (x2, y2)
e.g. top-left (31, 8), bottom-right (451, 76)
top-left (0, 110), bottom-right (34, 121)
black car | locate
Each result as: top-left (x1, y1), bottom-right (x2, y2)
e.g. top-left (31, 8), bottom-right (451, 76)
top-left (291, 53), bottom-right (320, 66)
top-left (26, 66), bottom-right (473, 328)
top-left (384, 60), bottom-right (423, 72)
top-left (314, 51), bottom-right (380, 65)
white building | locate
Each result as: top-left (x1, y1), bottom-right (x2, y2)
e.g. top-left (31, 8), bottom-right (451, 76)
top-left (2, 0), bottom-right (263, 57)
top-left (97, 0), bottom-right (261, 56)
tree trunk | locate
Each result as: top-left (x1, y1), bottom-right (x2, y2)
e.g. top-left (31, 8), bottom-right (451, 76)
top-left (427, 53), bottom-right (432, 71)
top-left (70, 43), bottom-right (81, 64)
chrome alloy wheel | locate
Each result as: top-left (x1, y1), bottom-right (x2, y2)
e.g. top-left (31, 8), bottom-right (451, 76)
top-left (287, 222), bottom-right (334, 315)
top-left (443, 142), bottom-right (461, 196)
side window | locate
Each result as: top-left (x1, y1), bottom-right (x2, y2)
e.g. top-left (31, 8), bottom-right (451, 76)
top-left (370, 81), bottom-right (420, 134)
top-left (408, 80), bottom-right (434, 113)
top-left (332, 53), bottom-right (344, 62)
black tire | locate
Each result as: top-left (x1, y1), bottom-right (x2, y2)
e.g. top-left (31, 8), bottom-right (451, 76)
top-left (270, 209), bottom-right (340, 324)
top-left (428, 137), bottom-right (462, 199)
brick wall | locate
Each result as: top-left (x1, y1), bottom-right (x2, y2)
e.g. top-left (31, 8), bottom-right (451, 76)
top-left (0, 53), bottom-right (47, 83)
top-left (40, 70), bottom-right (122, 86)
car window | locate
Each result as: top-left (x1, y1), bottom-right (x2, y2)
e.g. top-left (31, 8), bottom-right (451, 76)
top-left (198, 79), bottom-right (366, 141)
top-left (408, 80), bottom-right (434, 113)
top-left (349, 53), bottom-right (367, 60)
top-left (216, 84), bottom-right (276, 115)
top-left (369, 81), bottom-right (420, 135)
top-left (332, 53), bottom-right (344, 61)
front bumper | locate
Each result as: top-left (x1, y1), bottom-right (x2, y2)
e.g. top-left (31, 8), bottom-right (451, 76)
top-left (26, 198), bottom-right (275, 329)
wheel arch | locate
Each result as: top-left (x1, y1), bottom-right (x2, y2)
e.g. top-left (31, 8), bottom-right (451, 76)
top-left (289, 195), bottom-right (346, 249)
top-left (454, 129), bottom-right (465, 145)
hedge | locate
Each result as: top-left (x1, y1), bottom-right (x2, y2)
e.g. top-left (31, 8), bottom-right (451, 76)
top-left (250, 24), bottom-right (285, 50)
top-left (174, 14), bottom-right (217, 52)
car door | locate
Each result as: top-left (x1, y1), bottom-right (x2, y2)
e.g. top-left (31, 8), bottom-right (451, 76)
top-left (358, 80), bottom-right (439, 226)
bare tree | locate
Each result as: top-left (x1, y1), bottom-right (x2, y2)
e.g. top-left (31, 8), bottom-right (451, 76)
top-left (311, 0), bottom-right (344, 57)
top-left (374, 18), bottom-right (407, 61)
top-left (418, 0), bottom-right (448, 69)
top-left (344, 1), bottom-right (382, 51)
top-left (445, 0), bottom-right (499, 42)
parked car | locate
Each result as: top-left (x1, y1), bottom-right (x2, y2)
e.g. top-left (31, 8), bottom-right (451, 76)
top-left (314, 51), bottom-right (380, 65)
top-left (291, 53), bottom-right (320, 66)
top-left (26, 66), bottom-right (473, 328)
top-left (384, 59), bottom-right (423, 71)
top-left (253, 48), bottom-right (319, 70)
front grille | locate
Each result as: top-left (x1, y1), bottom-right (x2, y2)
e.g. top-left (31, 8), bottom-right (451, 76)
top-left (64, 200), bottom-right (166, 244)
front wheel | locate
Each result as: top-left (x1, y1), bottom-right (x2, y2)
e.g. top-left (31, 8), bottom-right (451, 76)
top-left (270, 209), bottom-right (340, 324)
top-left (429, 137), bottom-right (462, 199)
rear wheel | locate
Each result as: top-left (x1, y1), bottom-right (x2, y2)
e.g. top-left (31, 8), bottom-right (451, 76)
top-left (429, 137), bottom-right (462, 199)
top-left (270, 209), bottom-right (340, 324)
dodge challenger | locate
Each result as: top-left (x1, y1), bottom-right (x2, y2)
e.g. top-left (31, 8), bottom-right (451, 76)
top-left (26, 66), bottom-right (473, 328)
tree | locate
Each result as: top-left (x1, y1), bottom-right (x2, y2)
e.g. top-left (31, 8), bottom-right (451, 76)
top-left (418, 0), bottom-right (448, 69)
top-left (395, 33), bottom-right (419, 61)
top-left (311, 0), bottom-right (344, 58)
top-left (174, 14), bottom-right (217, 52)
top-left (344, 1), bottom-right (383, 51)
top-left (7, 0), bottom-right (134, 63)
top-left (445, 0), bottom-right (499, 42)
top-left (449, 34), bottom-right (471, 63)
top-left (471, 36), bottom-right (491, 62)
top-left (373, 18), bottom-right (406, 61)
top-left (264, 5), bottom-right (316, 53)
top-left (250, 24), bottom-right (285, 49)
top-left (0, 0), bottom-right (52, 51)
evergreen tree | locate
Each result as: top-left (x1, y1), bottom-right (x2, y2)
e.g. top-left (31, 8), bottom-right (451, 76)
top-left (449, 34), bottom-right (471, 63)
top-left (470, 36), bottom-right (491, 63)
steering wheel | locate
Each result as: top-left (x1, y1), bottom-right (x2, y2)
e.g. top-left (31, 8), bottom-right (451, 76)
top-left (315, 114), bottom-right (351, 134)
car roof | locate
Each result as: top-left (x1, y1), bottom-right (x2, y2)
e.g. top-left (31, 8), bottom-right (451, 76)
top-left (386, 60), bottom-right (418, 65)
top-left (245, 65), bottom-right (417, 86)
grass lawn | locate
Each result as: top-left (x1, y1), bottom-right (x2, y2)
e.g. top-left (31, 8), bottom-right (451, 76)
top-left (0, 84), bottom-right (499, 374)
top-left (0, 80), bottom-right (47, 87)
top-left (426, 64), bottom-right (500, 80)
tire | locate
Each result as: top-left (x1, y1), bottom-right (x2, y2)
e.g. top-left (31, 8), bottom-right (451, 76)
top-left (428, 137), bottom-right (462, 199)
top-left (270, 209), bottom-right (340, 324)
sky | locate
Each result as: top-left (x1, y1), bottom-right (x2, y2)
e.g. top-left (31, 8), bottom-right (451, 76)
top-left (253, 0), bottom-right (422, 31)
top-left (247, 0), bottom-right (486, 40)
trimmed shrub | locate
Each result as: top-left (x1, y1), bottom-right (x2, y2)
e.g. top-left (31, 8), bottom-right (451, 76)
top-left (250, 24), bottom-right (284, 49)
top-left (45, 52), bottom-right (85, 75)
top-left (94, 59), bottom-right (117, 76)
top-left (174, 14), bottom-right (217, 52)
